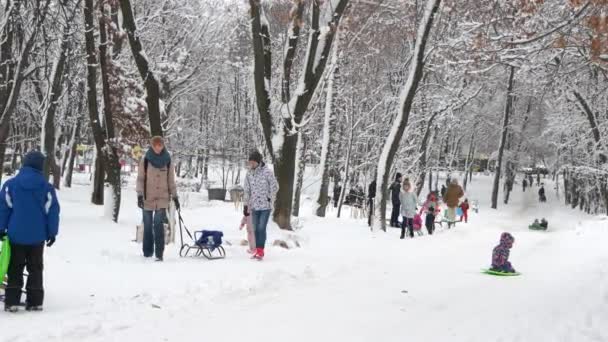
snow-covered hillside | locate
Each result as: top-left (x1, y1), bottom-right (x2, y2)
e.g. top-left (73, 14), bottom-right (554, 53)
top-left (2, 174), bottom-right (608, 342)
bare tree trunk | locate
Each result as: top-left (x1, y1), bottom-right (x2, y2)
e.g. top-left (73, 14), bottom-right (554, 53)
top-left (99, 6), bottom-right (121, 222)
top-left (337, 125), bottom-right (354, 218)
top-left (0, 0), bottom-right (50, 183)
top-left (63, 118), bottom-right (80, 188)
top-left (119, 0), bottom-right (163, 136)
top-left (84, 0), bottom-right (105, 205)
top-left (415, 111), bottom-right (439, 196)
top-left (463, 132), bottom-right (475, 190)
top-left (248, 0), bottom-right (349, 229)
top-left (315, 38), bottom-right (340, 217)
top-left (374, 0), bottom-right (441, 231)
top-left (491, 66), bottom-right (515, 209)
top-left (42, 18), bottom-right (71, 189)
top-left (292, 132), bottom-right (307, 217)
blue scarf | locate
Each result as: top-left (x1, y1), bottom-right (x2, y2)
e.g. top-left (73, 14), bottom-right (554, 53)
top-left (145, 147), bottom-right (171, 168)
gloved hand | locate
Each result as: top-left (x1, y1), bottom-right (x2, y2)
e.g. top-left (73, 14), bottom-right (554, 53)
top-left (46, 237), bottom-right (55, 247)
top-left (137, 196), bottom-right (144, 209)
top-left (173, 197), bottom-right (180, 211)
top-left (243, 205), bottom-right (250, 217)
top-left (0, 230), bottom-right (6, 240)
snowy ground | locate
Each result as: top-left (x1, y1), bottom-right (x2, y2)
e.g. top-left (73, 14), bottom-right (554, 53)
top-left (1, 173), bottom-right (608, 342)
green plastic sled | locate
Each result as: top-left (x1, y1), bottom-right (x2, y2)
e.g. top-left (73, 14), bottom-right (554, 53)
top-left (482, 268), bottom-right (521, 276)
top-left (0, 236), bottom-right (10, 283)
top-left (528, 224), bottom-right (547, 231)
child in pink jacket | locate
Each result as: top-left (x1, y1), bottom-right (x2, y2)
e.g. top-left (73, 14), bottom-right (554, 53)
top-left (240, 209), bottom-right (255, 254)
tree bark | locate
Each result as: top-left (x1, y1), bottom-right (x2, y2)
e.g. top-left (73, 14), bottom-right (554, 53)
top-left (249, 0), bottom-right (350, 229)
top-left (99, 7), bottom-right (122, 222)
top-left (292, 132), bottom-right (307, 217)
top-left (119, 0), bottom-right (163, 136)
top-left (373, 0), bottom-right (441, 231)
top-left (491, 66), bottom-right (515, 209)
top-left (42, 23), bottom-right (70, 189)
top-left (63, 118), bottom-right (80, 188)
top-left (84, 0), bottom-right (106, 205)
top-left (415, 111), bottom-right (440, 196)
top-left (463, 133), bottom-right (475, 191)
top-left (315, 36), bottom-right (340, 217)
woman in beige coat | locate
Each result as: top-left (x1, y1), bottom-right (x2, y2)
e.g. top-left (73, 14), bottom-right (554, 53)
top-left (136, 136), bottom-right (178, 261)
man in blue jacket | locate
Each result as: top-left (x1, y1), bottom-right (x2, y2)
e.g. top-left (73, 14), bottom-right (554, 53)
top-left (0, 151), bottom-right (60, 312)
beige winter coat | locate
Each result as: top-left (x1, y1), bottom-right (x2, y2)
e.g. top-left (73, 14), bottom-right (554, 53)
top-left (136, 158), bottom-right (177, 210)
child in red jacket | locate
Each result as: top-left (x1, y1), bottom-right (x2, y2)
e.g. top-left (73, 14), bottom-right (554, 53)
top-left (459, 199), bottom-right (470, 223)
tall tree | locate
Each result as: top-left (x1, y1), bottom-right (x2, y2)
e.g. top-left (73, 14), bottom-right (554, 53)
top-left (249, 0), bottom-right (350, 229)
top-left (373, 0), bottom-right (441, 231)
top-left (491, 66), bottom-right (515, 209)
top-left (119, 0), bottom-right (163, 136)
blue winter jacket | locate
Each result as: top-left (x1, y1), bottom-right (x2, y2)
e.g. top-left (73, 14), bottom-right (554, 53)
top-left (0, 167), bottom-right (60, 245)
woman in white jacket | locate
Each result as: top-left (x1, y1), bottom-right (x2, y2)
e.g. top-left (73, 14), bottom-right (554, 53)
top-left (399, 180), bottom-right (418, 239)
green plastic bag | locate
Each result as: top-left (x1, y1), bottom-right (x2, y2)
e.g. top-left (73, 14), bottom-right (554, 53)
top-left (0, 236), bottom-right (10, 283)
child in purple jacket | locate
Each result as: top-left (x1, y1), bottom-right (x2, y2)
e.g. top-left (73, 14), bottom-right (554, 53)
top-left (491, 232), bottom-right (516, 273)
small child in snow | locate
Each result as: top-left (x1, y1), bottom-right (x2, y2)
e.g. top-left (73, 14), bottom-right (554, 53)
top-left (240, 207), bottom-right (255, 254)
top-left (420, 193), bottom-right (440, 235)
top-left (459, 199), bottom-right (470, 223)
top-left (491, 232), bottom-right (516, 273)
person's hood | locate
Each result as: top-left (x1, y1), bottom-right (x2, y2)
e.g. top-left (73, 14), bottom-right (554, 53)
top-left (14, 167), bottom-right (48, 191)
top-left (499, 232), bottom-right (514, 249)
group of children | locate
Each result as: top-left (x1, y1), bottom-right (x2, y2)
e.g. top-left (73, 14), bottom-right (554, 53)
top-left (416, 193), bottom-right (471, 236)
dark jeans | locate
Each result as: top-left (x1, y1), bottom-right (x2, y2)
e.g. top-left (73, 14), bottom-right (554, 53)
top-left (252, 209), bottom-right (271, 248)
top-left (143, 209), bottom-right (166, 259)
top-left (401, 217), bottom-right (414, 239)
top-left (425, 213), bottom-right (435, 235)
top-left (5, 243), bottom-right (44, 308)
top-left (368, 199), bottom-right (374, 227)
top-left (390, 202), bottom-right (401, 227)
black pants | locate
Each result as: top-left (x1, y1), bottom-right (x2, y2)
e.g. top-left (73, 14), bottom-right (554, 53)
top-left (5, 243), bottom-right (44, 308)
top-left (368, 199), bottom-right (374, 227)
top-left (390, 202), bottom-right (401, 227)
top-left (425, 214), bottom-right (435, 235)
top-left (401, 217), bottom-right (414, 239)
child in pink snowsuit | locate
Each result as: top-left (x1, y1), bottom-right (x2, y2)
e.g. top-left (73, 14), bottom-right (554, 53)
top-left (240, 210), bottom-right (255, 253)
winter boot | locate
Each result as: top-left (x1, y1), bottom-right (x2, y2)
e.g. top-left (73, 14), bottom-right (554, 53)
top-left (155, 257), bottom-right (163, 262)
top-left (26, 306), bottom-right (43, 312)
top-left (253, 248), bottom-right (265, 260)
top-left (4, 306), bottom-right (19, 313)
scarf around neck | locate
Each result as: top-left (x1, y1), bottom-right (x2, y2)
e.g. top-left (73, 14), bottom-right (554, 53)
top-left (145, 147), bottom-right (171, 168)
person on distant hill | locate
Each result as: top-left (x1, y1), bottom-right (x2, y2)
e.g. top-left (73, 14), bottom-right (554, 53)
top-left (443, 179), bottom-right (464, 228)
top-left (333, 184), bottom-right (342, 208)
top-left (136, 136), bottom-right (178, 262)
top-left (538, 184), bottom-right (546, 203)
top-left (243, 150), bottom-right (279, 261)
top-left (491, 232), bottom-right (516, 273)
top-left (389, 173), bottom-right (402, 228)
top-left (522, 178), bottom-right (528, 192)
top-left (0, 151), bottom-right (60, 313)
top-left (459, 198), bottom-right (470, 223)
top-left (399, 180), bottom-right (418, 239)
top-left (367, 179), bottom-right (376, 227)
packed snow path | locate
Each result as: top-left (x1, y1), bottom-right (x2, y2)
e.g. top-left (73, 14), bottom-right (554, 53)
top-left (2, 175), bottom-right (608, 342)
